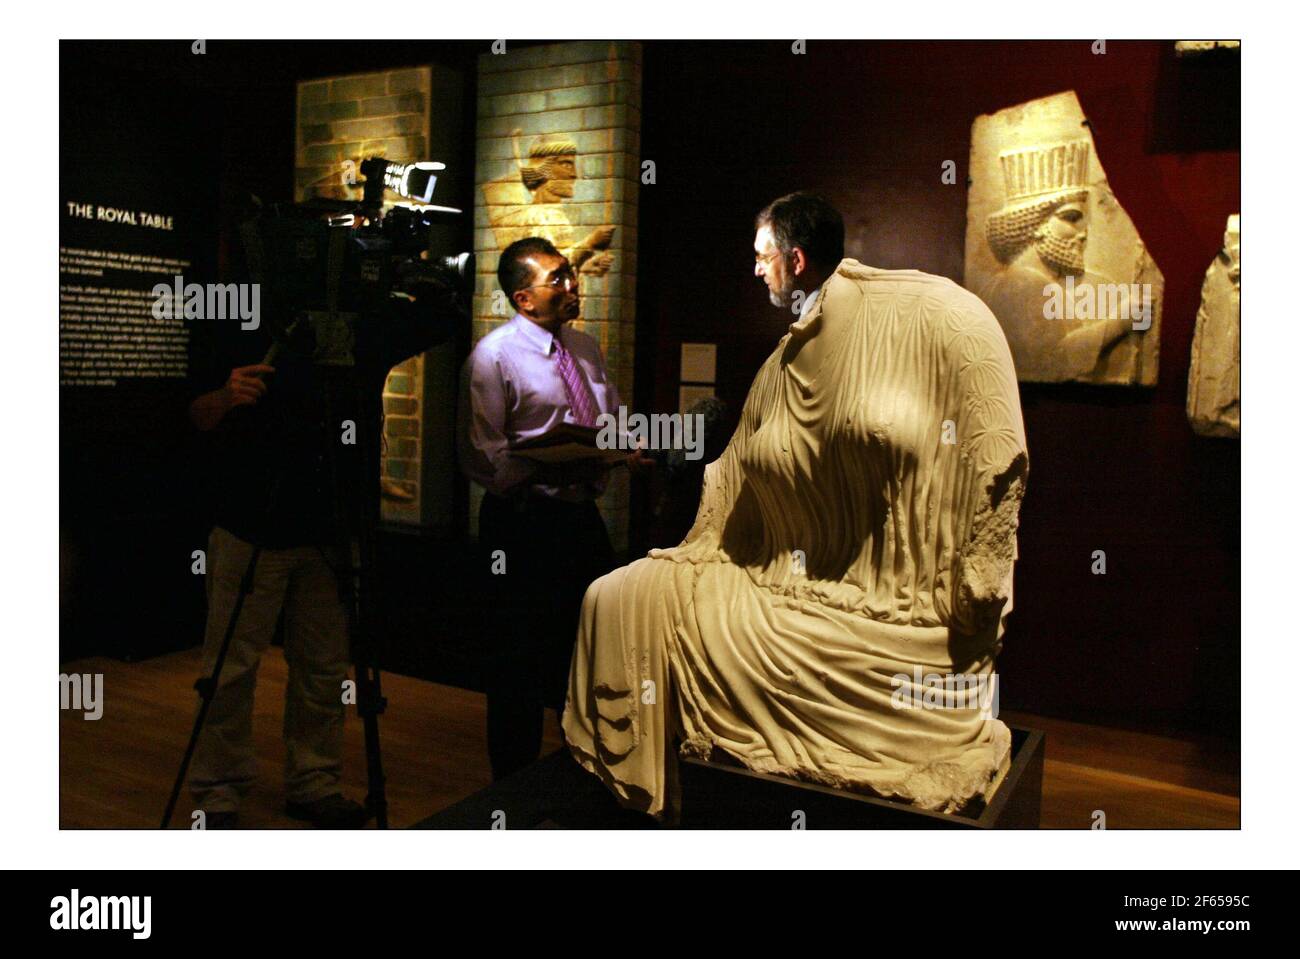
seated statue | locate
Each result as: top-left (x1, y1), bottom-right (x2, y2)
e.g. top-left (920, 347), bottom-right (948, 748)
top-left (563, 255), bottom-right (1029, 819)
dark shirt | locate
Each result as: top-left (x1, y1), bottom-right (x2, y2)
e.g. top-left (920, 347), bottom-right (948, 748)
top-left (190, 327), bottom-right (332, 548)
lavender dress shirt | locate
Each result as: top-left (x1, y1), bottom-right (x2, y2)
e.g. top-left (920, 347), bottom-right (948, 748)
top-left (458, 313), bottom-right (622, 502)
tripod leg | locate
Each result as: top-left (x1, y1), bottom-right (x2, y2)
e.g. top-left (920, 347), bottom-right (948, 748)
top-left (335, 551), bottom-right (387, 829)
top-left (355, 662), bottom-right (388, 829)
top-left (162, 546), bottom-right (262, 829)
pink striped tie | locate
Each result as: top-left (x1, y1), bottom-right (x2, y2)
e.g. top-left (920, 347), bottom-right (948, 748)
top-left (554, 338), bottom-right (599, 427)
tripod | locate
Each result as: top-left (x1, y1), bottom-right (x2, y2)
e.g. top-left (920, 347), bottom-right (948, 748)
top-left (322, 361), bottom-right (390, 829)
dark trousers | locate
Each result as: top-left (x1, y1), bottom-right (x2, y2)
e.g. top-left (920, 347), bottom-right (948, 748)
top-left (478, 492), bottom-right (615, 780)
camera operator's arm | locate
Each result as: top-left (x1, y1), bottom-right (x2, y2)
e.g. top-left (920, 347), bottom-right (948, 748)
top-left (189, 364), bottom-right (275, 431)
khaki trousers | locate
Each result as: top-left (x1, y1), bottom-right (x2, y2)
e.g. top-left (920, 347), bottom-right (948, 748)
top-left (189, 527), bottom-right (350, 813)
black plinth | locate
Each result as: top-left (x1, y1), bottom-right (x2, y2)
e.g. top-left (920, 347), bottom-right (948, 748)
top-left (413, 726), bottom-right (1044, 829)
top-left (413, 748), bottom-right (658, 829)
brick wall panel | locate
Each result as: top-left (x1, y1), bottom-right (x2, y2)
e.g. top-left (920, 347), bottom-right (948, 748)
top-left (296, 66), bottom-right (433, 525)
top-left (471, 42), bottom-right (641, 551)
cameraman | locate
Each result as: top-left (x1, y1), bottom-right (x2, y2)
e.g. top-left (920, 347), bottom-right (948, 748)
top-left (186, 224), bottom-right (458, 829)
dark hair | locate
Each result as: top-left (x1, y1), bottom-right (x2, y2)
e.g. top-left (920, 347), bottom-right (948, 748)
top-left (755, 192), bottom-right (844, 270)
top-left (498, 236), bottom-right (561, 306)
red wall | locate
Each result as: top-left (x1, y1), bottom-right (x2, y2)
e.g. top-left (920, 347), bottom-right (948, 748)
top-left (636, 40), bottom-right (1240, 741)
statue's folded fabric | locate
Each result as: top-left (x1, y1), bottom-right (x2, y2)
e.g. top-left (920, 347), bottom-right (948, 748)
top-left (563, 259), bottom-right (1029, 817)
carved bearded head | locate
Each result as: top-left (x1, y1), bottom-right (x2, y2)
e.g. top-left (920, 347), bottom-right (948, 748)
top-left (520, 137), bottom-right (579, 201)
top-left (986, 142), bottom-right (1091, 278)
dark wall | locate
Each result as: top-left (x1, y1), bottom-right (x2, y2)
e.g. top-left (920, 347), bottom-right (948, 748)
top-left (636, 40), bottom-right (1240, 741)
top-left (60, 64), bottom-right (221, 660)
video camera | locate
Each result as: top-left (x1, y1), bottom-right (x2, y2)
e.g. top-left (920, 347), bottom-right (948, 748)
top-left (243, 156), bottom-right (472, 370)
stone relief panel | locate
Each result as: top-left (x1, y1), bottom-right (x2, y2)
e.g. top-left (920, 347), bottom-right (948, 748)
top-left (1187, 214), bottom-right (1240, 438)
top-left (965, 91), bottom-right (1163, 386)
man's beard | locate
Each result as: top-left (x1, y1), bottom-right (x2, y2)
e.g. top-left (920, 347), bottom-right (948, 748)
top-left (1034, 230), bottom-right (1087, 277)
top-left (769, 267), bottom-right (796, 308)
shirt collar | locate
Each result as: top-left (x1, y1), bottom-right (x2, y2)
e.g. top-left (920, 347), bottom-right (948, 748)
top-left (513, 312), bottom-right (559, 355)
top-left (789, 285), bottom-right (825, 337)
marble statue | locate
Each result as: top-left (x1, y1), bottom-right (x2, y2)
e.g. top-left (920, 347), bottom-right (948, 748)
top-left (563, 259), bottom-right (1028, 818)
top-left (965, 91), bottom-right (1163, 386)
top-left (1187, 215), bottom-right (1240, 438)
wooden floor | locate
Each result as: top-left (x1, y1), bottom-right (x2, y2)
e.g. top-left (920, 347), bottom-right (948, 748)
top-left (59, 649), bottom-right (1239, 829)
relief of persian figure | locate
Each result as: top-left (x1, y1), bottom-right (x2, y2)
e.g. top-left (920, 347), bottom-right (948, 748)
top-left (977, 142), bottom-right (1138, 381)
top-left (965, 91), bottom-right (1163, 386)
top-left (482, 131), bottom-right (617, 281)
top-left (1187, 215), bottom-right (1241, 438)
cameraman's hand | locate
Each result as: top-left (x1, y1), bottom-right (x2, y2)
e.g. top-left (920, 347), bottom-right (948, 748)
top-left (224, 364), bottom-right (275, 410)
top-left (189, 364), bottom-right (274, 431)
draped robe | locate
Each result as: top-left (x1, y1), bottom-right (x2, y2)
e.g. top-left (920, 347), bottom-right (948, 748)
top-left (563, 260), bottom-right (1029, 817)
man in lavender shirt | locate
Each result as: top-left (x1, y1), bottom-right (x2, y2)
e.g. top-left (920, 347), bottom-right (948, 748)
top-left (458, 236), bottom-right (636, 779)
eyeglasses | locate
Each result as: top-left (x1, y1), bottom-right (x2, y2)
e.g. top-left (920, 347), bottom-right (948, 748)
top-left (526, 269), bottom-right (577, 292)
top-left (754, 250), bottom-right (781, 266)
